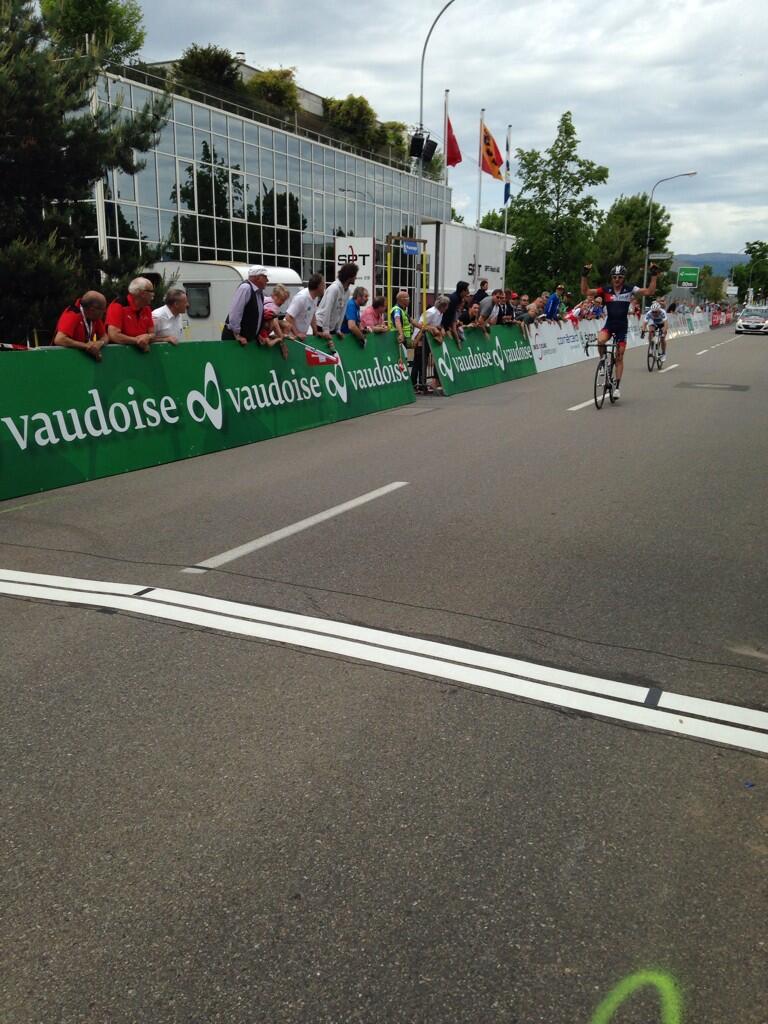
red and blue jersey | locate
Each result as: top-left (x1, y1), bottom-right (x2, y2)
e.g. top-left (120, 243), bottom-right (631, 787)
top-left (597, 283), bottom-right (640, 325)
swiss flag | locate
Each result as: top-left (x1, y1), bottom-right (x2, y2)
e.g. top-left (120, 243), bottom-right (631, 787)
top-left (305, 345), bottom-right (340, 366)
top-left (446, 117), bottom-right (462, 167)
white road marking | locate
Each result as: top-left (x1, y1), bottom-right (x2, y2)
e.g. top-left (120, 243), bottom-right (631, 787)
top-left (659, 363), bottom-right (679, 373)
top-left (696, 349), bottom-right (709, 355)
top-left (690, 383), bottom-right (735, 390)
top-left (567, 398), bottom-right (596, 412)
top-left (181, 481), bottom-right (409, 573)
top-left (1, 568), bottom-right (767, 756)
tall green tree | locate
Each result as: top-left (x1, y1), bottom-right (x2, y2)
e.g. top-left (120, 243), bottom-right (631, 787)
top-left (507, 111), bottom-right (608, 294)
top-left (695, 264), bottom-right (725, 303)
top-left (0, 0), bottom-right (167, 342)
top-left (731, 241), bottom-right (768, 301)
top-left (174, 44), bottom-right (244, 95)
top-left (40, 0), bottom-right (145, 64)
top-left (593, 193), bottom-right (672, 288)
top-left (323, 94), bottom-right (379, 151)
top-left (245, 67), bottom-right (298, 113)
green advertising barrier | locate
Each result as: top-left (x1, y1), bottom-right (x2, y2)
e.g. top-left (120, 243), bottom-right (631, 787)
top-left (427, 324), bottom-right (537, 395)
top-left (0, 333), bottom-right (414, 501)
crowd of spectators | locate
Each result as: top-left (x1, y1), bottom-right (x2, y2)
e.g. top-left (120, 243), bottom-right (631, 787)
top-left (48, 266), bottom-right (698, 400)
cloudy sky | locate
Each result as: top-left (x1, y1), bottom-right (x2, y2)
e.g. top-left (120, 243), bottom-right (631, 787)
top-left (140, 0), bottom-right (768, 256)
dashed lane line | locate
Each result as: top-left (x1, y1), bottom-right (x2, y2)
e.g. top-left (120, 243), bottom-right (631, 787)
top-left (182, 481), bottom-right (409, 573)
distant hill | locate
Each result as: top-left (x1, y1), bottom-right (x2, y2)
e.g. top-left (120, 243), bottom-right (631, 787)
top-left (673, 253), bottom-right (749, 278)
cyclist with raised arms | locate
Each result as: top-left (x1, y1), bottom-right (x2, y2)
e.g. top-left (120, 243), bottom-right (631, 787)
top-left (580, 262), bottom-right (659, 399)
top-left (644, 301), bottom-right (669, 363)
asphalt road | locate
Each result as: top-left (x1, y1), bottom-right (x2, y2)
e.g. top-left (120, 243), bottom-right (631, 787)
top-left (2, 327), bottom-right (767, 1023)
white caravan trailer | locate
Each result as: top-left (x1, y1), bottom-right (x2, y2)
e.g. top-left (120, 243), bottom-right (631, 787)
top-left (143, 261), bottom-right (303, 341)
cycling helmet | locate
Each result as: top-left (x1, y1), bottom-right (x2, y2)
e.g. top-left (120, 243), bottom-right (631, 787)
top-left (610, 265), bottom-right (627, 277)
top-left (651, 301), bottom-right (661, 312)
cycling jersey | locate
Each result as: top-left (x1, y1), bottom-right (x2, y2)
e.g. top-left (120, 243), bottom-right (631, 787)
top-left (597, 283), bottom-right (641, 325)
top-left (643, 309), bottom-right (667, 324)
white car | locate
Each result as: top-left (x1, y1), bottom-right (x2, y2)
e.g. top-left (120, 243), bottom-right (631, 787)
top-left (735, 306), bottom-right (768, 334)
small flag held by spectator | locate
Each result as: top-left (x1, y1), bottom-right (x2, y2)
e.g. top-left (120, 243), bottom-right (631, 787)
top-left (305, 345), bottom-right (340, 367)
top-left (446, 117), bottom-right (462, 167)
top-left (480, 121), bottom-right (503, 181)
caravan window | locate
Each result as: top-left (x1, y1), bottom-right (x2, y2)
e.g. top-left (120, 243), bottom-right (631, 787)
top-left (185, 283), bottom-right (210, 319)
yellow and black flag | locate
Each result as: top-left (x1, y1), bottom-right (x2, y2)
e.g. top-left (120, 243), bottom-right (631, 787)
top-left (480, 121), bottom-right (504, 181)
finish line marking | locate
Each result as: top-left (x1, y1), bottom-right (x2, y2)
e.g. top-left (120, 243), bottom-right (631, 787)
top-left (1, 568), bottom-right (767, 756)
top-left (181, 481), bottom-right (409, 573)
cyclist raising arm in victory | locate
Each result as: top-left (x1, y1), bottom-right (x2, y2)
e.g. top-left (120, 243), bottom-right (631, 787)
top-left (644, 301), bottom-right (669, 363)
top-left (580, 262), bottom-right (659, 399)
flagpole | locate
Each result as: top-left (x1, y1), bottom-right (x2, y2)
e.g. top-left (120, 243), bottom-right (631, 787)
top-left (444, 89), bottom-right (450, 191)
top-left (503, 124), bottom-right (511, 289)
top-left (475, 108), bottom-right (484, 289)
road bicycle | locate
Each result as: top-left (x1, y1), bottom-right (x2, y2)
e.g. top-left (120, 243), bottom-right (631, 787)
top-left (586, 340), bottom-right (619, 409)
top-left (646, 323), bottom-right (666, 372)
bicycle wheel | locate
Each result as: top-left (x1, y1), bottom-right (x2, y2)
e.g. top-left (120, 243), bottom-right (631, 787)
top-left (594, 358), bottom-right (607, 409)
top-left (607, 354), bottom-right (618, 404)
top-left (647, 340), bottom-right (656, 372)
top-left (657, 339), bottom-right (664, 369)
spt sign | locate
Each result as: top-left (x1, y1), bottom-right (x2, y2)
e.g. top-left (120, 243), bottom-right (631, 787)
top-left (335, 236), bottom-right (374, 305)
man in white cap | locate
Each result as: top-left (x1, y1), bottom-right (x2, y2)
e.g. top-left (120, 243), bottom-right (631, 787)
top-left (222, 266), bottom-right (269, 345)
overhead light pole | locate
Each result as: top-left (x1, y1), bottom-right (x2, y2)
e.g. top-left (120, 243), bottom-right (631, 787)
top-left (413, 0), bottom-right (457, 322)
top-left (642, 171), bottom-right (697, 312)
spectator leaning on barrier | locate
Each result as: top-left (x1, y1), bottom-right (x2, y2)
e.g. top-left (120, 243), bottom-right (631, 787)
top-left (500, 290), bottom-right (518, 324)
top-left (152, 288), bottom-right (188, 345)
top-left (315, 263), bottom-right (359, 351)
top-left (360, 295), bottom-right (388, 333)
top-left (388, 290), bottom-right (412, 366)
top-left (477, 288), bottom-right (504, 333)
top-left (222, 265), bottom-right (268, 346)
top-left (341, 286), bottom-right (369, 348)
top-left (106, 278), bottom-right (156, 352)
top-left (544, 284), bottom-right (565, 322)
top-left (260, 284), bottom-right (292, 359)
top-left (459, 302), bottom-right (481, 329)
top-left (54, 291), bottom-right (108, 361)
top-left (472, 278), bottom-right (489, 305)
top-left (284, 273), bottom-right (326, 342)
top-left (412, 294), bottom-right (449, 391)
top-left (442, 280), bottom-right (470, 349)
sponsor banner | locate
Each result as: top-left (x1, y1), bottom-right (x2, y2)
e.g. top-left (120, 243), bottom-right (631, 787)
top-left (0, 334), bottom-right (414, 501)
top-left (427, 325), bottom-right (536, 395)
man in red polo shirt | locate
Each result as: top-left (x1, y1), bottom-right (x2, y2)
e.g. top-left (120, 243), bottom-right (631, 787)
top-left (106, 277), bottom-right (156, 352)
top-left (53, 291), bottom-right (108, 361)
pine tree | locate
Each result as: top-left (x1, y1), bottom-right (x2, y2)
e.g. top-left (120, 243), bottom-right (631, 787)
top-left (0, 0), bottom-right (167, 343)
top-left (40, 0), bottom-right (145, 65)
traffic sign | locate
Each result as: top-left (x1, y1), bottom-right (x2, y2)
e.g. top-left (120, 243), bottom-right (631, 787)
top-left (402, 240), bottom-right (419, 257)
top-left (677, 266), bottom-right (700, 287)
top-left (649, 252), bottom-right (674, 260)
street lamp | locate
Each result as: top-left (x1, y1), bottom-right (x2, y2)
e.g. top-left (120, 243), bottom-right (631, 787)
top-left (642, 171), bottom-right (697, 312)
top-left (413, 0), bottom-right (457, 321)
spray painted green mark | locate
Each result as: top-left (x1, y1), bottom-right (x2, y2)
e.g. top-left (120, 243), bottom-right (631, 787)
top-left (590, 970), bottom-right (682, 1024)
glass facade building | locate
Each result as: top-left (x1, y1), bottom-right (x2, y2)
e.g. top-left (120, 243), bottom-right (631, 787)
top-left (88, 73), bottom-right (452, 291)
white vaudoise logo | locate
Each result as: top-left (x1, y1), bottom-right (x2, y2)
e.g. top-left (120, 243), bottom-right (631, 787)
top-left (186, 362), bottom-right (223, 429)
top-left (436, 343), bottom-right (454, 382)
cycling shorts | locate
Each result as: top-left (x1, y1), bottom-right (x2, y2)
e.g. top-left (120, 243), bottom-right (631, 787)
top-left (599, 323), bottom-right (628, 346)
